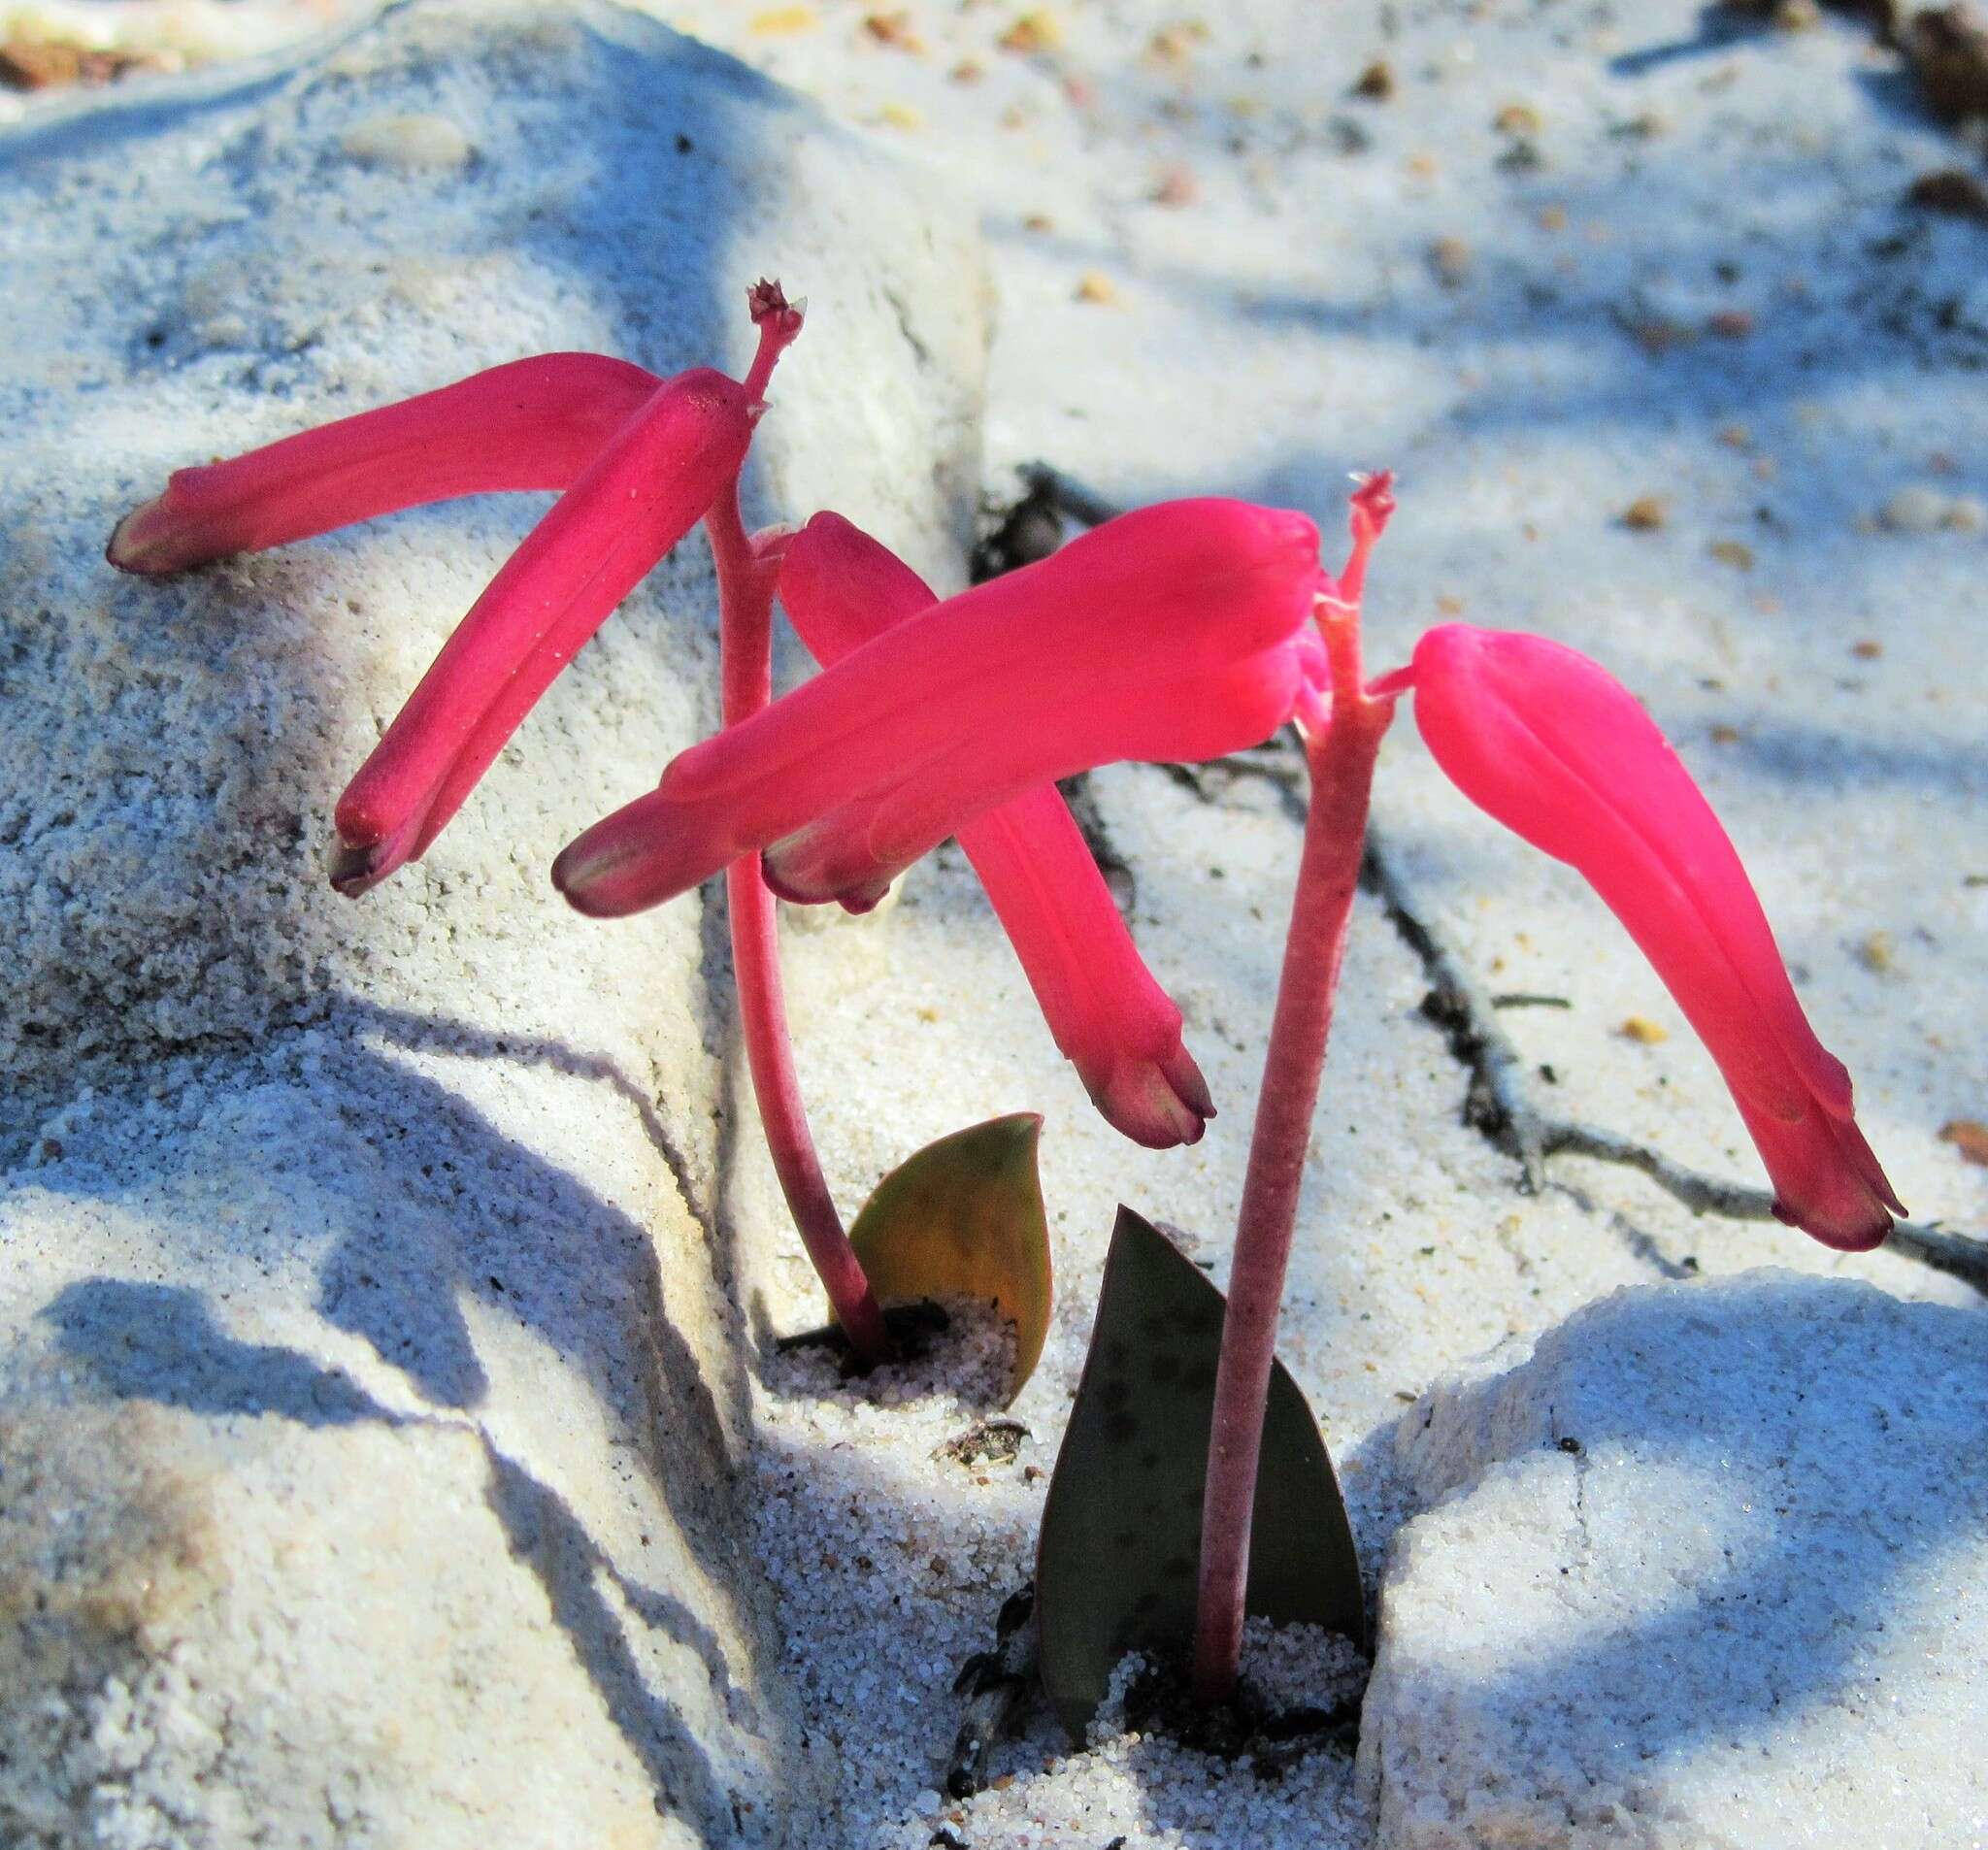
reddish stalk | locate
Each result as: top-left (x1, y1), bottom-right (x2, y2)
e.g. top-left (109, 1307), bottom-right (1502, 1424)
top-left (1192, 482), bottom-right (1398, 1703)
top-left (708, 481), bottom-right (892, 1362)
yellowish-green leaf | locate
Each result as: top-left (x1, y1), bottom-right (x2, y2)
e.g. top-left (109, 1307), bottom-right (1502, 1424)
top-left (848, 1114), bottom-right (1052, 1404)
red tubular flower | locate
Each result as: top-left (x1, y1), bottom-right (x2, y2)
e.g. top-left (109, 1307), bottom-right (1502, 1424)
top-left (108, 283), bottom-right (808, 895)
top-left (776, 512), bottom-right (1214, 1149)
top-left (105, 354), bottom-right (663, 574)
top-left (328, 369), bottom-right (756, 893)
top-left (1410, 624), bottom-right (1904, 1249)
top-left (551, 497), bottom-right (1323, 919)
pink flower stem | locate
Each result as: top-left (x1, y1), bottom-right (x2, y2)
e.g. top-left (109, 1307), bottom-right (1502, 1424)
top-left (707, 483), bottom-right (892, 1363)
top-left (1192, 539), bottom-right (1399, 1704)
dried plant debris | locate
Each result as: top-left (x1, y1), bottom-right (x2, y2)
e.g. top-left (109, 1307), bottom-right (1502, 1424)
top-left (1906, 167), bottom-right (1988, 220)
top-left (0, 38), bottom-right (163, 90)
top-left (1906, 5), bottom-right (1988, 122)
top-left (1939, 1119), bottom-right (1988, 1166)
top-left (946, 1582), bottom-right (1039, 1798)
top-left (936, 1419), bottom-right (1032, 1469)
top-left (1106, 1622), bottom-right (1369, 1775)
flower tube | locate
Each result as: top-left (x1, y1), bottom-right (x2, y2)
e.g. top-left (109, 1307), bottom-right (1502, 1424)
top-left (1410, 624), bottom-right (1903, 1249)
top-left (553, 497), bottom-right (1322, 918)
top-left (778, 512), bottom-right (1213, 1148)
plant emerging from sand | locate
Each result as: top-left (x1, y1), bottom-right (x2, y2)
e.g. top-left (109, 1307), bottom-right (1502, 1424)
top-left (110, 279), bottom-right (1902, 1729)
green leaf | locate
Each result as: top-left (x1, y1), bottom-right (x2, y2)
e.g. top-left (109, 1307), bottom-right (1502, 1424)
top-left (847, 1114), bottom-right (1052, 1404)
top-left (1036, 1206), bottom-right (1365, 1739)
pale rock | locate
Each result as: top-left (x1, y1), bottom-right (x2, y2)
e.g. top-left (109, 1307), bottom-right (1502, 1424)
top-left (0, 2), bottom-right (985, 1844)
top-left (1358, 1273), bottom-right (1988, 1849)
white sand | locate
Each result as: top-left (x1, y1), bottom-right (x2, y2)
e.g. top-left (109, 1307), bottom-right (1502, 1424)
top-left (10, 2), bottom-right (1986, 1845)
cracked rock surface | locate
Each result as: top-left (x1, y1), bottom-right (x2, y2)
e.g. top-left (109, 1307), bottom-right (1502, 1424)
top-left (0, 4), bottom-right (984, 1845)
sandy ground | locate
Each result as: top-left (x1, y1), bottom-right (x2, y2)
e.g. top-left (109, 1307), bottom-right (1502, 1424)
top-left (11, 2), bottom-right (1986, 1846)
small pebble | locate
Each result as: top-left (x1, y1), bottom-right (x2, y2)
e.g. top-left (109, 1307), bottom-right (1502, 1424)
top-left (749, 4), bottom-right (817, 34)
top-left (338, 113), bottom-right (474, 173)
top-left (1075, 270), bottom-right (1119, 304)
top-left (1000, 11), bottom-right (1063, 53)
top-left (1494, 101), bottom-right (1542, 134)
top-left (1851, 638), bottom-right (1884, 660)
top-left (864, 10), bottom-right (922, 51)
top-left (1430, 236), bottom-right (1473, 287)
top-left (1858, 931), bottom-right (1898, 974)
top-left (1706, 309), bottom-right (1755, 340)
top-left (1877, 485), bottom-right (1954, 533)
top-left (1352, 57), bottom-right (1395, 100)
top-left (1147, 22), bottom-right (1207, 65)
top-left (1709, 540), bottom-right (1755, 570)
top-left (1906, 168), bottom-right (1988, 221)
top-left (1619, 1015), bottom-right (1670, 1045)
top-left (1622, 495), bottom-right (1668, 531)
top-left (1940, 1119), bottom-right (1988, 1166)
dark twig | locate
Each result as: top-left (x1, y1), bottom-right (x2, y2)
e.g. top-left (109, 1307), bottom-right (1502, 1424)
top-left (1360, 825), bottom-right (1546, 1191)
top-left (1017, 461), bottom-right (1125, 530)
top-left (1363, 828), bottom-right (1988, 1297)
top-left (946, 1582), bottom-right (1038, 1798)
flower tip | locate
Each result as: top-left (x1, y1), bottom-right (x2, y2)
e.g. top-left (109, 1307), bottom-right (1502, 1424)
top-left (746, 277), bottom-right (806, 347)
top-left (760, 852), bottom-right (892, 915)
top-left (1772, 1195), bottom-right (1896, 1254)
top-left (1351, 469), bottom-right (1397, 538)
top-left (1086, 1041), bottom-right (1216, 1150)
top-left (327, 838), bottom-right (392, 899)
top-left (547, 839), bottom-right (614, 915)
top-left (105, 496), bottom-right (185, 575)
top-left (747, 277), bottom-right (795, 325)
top-left (743, 278), bottom-right (805, 398)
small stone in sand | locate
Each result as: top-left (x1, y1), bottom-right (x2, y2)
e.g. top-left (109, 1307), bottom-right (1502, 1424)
top-left (1622, 494), bottom-right (1668, 531)
top-left (1906, 168), bottom-right (1988, 220)
top-left (1858, 931), bottom-right (1898, 974)
top-left (1709, 539), bottom-right (1755, 569)
top-left (1353, 57), bottom-right (1395, 100)
top-left (1430, 236), bottom-right (1473, 287)
top-left (1000, 11), bottom-right (1064, 54)
top-left (1619, 1015), bottom-right (1670, 1044)
top-left (1075, 270), bottom-right (1119, 304)
top-left (1940, 1119), bottom-right (1988, 1165)
top-left (340, 113), bottom-right (475, 173)
top-left (1877, 484), bottom-right (1955, 532)
top-left (865, 11), bottom-right (923, 51)
top-left (750, 4), bottom-right (817, 34)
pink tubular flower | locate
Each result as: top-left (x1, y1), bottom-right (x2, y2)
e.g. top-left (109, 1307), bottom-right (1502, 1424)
top-left (776, 512), bottom-right (1213, 1149)
top-left (1410, 624), bottom-right (1904, 1249)
top-left (551, 496), bottom-right (1323, 918)
top-left (109, 284), bottom-right (807, 895)
top-left (105, 354), bottom-right (663, 573)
